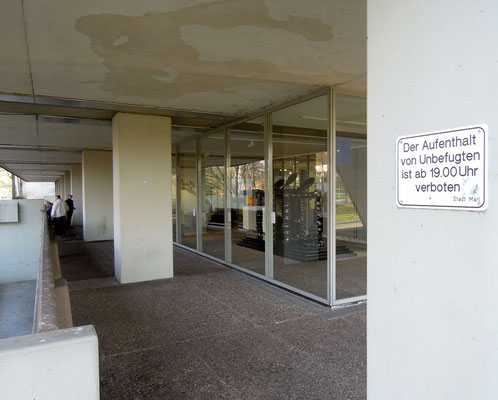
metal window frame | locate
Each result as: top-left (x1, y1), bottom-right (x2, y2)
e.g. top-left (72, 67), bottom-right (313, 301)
top-left (264, 111), bottom-right (274, 279)
top-left (174, 145), bottom-right (181, 244)
top-left (331, 89), bottom-right (368, 305)
top-left (196, 138), bottom-right (202, 252)
top-left (224, 129), bottom-right (232, 264)
top-left (328, 88), bottom-right (335, 305)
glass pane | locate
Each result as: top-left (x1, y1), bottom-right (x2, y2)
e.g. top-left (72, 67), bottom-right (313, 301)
top-left (178, 140), bottom-right (197, 250)
top-left (200, 132), bottom-right (225, 260)
top-left (228, 117), bottom-right (265, 275)
top-left (172, 150), bottom-right (177, 242)
top-left (335, 94), bottom-right (367, 300)
top-left (271, 95), bottom-right (328, 299)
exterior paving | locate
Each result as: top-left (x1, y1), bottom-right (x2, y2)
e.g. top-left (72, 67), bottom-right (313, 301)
top-left (61, 242), bottom-right (366, 399)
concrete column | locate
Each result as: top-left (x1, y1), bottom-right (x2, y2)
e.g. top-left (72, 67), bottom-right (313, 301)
top-left (58, 178), bottom-right (64, 197)
top-left (54, 180), bottom-right (59, 195)
top-left (113, 113), bottom-right (173, 283)
top-left (70, 163), bottom-right (83, 225)
top-left (369, 1), bottom-right (498, 399)
top-left (62, 175), bottom-right (67, 198)
top-left (82, 151), bottom-right (113, 241)
top-left (64, 171), bottom-right (70, 199)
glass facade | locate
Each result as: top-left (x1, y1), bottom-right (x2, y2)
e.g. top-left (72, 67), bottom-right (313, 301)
top-left (228, 117), bottom-right (266, 275)
top-left (172, 149), bottom-right (177, 242)
top-left (178, 140), bottom-right (197, 250)
top-left (270, 95), bottom-right (328, 299)
top-left (174, 90), bottom-right (367, 305)
top-left (335, 94), bottom-right (367, 301)
top-left (199, 132), bottom-right (225, 259)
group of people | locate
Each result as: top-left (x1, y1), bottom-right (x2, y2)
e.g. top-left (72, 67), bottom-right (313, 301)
top-left (41, 195), bottom-right (76, 237)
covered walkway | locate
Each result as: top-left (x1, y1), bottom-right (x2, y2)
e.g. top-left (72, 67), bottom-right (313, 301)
top-left (59, 235), bottom-right (366, 399)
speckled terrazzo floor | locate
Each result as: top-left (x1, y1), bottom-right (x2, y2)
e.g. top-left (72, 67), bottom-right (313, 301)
top-left (64, 244), bottom-right (366, 399)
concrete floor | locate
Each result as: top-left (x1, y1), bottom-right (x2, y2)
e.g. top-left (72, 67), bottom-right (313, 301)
top-left (59, 237), bottom-right (366, 399)
top-left (54, 225), bottom-right (115, 282)
top-left (0, 280), bottom-right (36, 339)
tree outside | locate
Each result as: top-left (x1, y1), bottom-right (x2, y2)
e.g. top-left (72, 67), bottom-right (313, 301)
top-left (0, 168), bottom-right (13, 199)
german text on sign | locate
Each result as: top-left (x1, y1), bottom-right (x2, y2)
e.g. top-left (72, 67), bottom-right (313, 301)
top-left (396, 125), bottom-right (487, 210)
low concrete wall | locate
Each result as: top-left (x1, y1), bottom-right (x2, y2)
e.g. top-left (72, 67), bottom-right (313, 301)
top-left (33, 214), bottom-right (73, 333)
top-left (0, 200), bottom-right (43, 283)
top-left (0, 325), bottom-right (99, 399)
top-left (33, 215), bottom-right (59, 333)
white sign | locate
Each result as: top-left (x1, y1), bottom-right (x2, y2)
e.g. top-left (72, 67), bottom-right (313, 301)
top-left (396, 125), bottom-right (488, 210)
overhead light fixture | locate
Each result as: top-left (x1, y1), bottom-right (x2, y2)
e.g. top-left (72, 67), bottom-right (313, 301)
top-left (337, 120), bottom-right (367, 126)
top-left (302, 115), bottom-right (327, 121)
top-left (302, 116), bottom-right (367, 126)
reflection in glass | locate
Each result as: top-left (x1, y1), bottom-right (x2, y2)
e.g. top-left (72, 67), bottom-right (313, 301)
top-left (172, 150), bottom-right (177, 242)
top-left (228, 117), bottom-right (266, 275)
top-left (271, 95), bottom-right (328, 299)
top-left (171, 92), bottom-right (367, 304)
top-left (178, 141), bottom-right (197, 250)
top-left (335, 94), bottom-right (367, 300)
top-left (199, 132), bottom-right (225, 260)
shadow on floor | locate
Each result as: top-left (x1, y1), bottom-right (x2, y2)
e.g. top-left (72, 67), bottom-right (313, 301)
top-left (56, 226), bottom-right (114, 281)
top-left (59, 240), bottom-right (366, 399)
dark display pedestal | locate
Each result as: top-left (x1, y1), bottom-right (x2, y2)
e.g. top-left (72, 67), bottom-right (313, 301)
top-left (237, 238), bottom-right (356, 262)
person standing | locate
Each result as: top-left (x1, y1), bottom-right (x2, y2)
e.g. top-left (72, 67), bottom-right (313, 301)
top-left (51, 195), bottom-right (67, 237)
top-left (40, 200), bottom-right (53, 226)
top-left (65, 194), bottom-right (75, 228)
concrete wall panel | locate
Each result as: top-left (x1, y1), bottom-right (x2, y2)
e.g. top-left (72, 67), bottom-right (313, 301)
top-left (0, 200), bottom-right (43, 283)
top-left (368, 1), bottom-right (498, 399)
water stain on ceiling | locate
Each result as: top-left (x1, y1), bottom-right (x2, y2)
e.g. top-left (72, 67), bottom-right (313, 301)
top-left (74, 0), bottom-right (362, 113)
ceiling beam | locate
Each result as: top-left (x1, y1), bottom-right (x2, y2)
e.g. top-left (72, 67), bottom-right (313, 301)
top-left (0, 93), bottom-right (240, 129)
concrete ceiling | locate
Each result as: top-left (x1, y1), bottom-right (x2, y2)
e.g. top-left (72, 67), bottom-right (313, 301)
top-left (0, 0), bottom-right (366, 111)
top-left (0, 114), bottom-right (201, 181)
top-left (0, 0), bottom-right (366, 181)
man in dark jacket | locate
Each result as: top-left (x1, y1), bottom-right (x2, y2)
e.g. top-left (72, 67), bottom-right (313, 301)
top-left (65, 195), bottom-right (75, 228)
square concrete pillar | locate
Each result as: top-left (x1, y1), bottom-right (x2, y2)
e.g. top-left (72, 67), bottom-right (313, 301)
top-left (70, 163), bottom-right (83, 225)
top-left (82, 151), bottom-right (113, 241)
top-left (368, 1), bottom-right (498, 399)
top-left (58, 178), bottom-right (64, 197)
top-left (64, 171), bottom-right (70, 199)
top-left (113, 113), bottom-right (173, 283)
